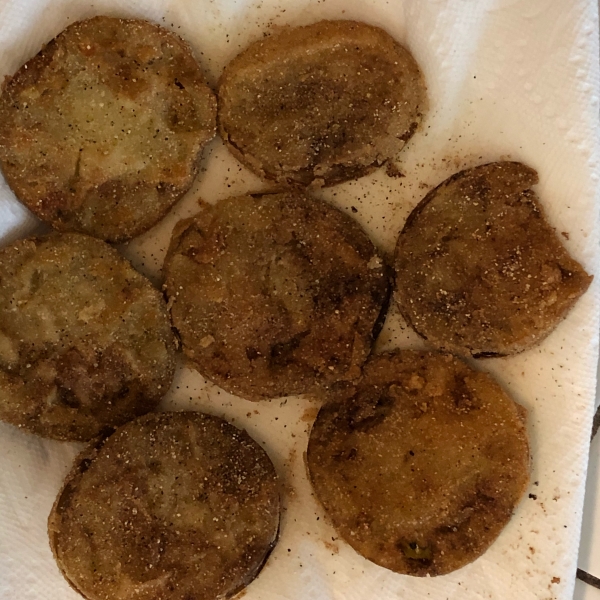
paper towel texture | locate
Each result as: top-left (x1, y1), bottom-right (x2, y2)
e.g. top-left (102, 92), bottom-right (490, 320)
top-left (0, 1), bottom-right (598, 599)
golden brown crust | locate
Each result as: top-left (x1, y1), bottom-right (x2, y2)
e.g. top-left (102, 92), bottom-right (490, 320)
top-left (306, 350), bottom-right (530, 576)
top-left (218, 20), bottom-right (427, 187)
top-left (48, 411), bottom-right (280, 600)
top-left (0, 16), bottom-right (216, 243)
top-left (394, 162), bottom-right (593, 357)
top-left (0, 233), bottom-right (176, 441)
top-left (163, 191), bottom-right (391, 401)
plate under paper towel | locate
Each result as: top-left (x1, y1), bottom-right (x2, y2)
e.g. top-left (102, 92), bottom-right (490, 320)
top-left (0, 1), bottom-right (598, 599)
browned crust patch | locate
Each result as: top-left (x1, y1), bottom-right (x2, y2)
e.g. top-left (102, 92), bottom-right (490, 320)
top-left (0, 16), bottom-right (216, 242)
top-left (306, 350), bottom-right (530, 576)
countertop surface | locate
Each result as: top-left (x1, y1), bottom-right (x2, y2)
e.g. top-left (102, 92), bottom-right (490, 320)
top-left (576, 405), bottom-right (600, 598)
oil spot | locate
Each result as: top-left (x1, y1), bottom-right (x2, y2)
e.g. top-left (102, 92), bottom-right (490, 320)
top-left (301, 406), bottom-right (320, 423)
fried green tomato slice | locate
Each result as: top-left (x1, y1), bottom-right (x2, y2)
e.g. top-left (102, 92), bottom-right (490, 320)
top-left (218, 20), bottom-right (427, 187)
top-left (49, 411), bottom-right (280, 600)
top-left (306, 350), bottom-right (530, 576)
top-left (395, 162), bottom-right (593, 357)
top-left (0, 233), bottom-right (176, 441)
top-left (164, 191), bottom-right (390, 401)
top-left (0, 16), bottom-right (216, 243)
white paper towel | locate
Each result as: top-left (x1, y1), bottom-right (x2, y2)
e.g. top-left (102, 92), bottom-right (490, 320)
top-left (0, 1), bottom-right (599, 599)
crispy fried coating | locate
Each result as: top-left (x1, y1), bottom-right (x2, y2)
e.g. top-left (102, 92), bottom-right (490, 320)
top-left (395, 162), bottom-right (592, 357)
top-left (306, 350), bottom-right (530, 576)
top-left (0, 16), bottom-right (216, 243)
top-left (164, 191), bottom-right (390, 401)
top-left (0, 233), bottom-right (176, 441)
top-left (48, 411), bottom-right (280, 600)
top-left (218, 20), bottom-right (427, 187)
